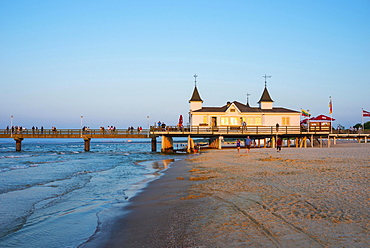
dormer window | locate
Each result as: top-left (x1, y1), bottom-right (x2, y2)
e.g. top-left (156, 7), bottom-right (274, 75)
top-left (230, 109), bottom-right (235, 112)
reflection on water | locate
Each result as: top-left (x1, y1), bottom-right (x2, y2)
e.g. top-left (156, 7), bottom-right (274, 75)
top-left (151, 159), bottom-right (175, 170)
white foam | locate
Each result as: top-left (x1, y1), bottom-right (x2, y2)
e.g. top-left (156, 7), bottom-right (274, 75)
top-left (5, 155), bottom-right (33, 158)
top-left (10, 165), bottom-right (28, 170)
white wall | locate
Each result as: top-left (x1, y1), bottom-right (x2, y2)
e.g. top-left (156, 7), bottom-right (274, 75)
top-left (191, 112), bottom-right (300, 127)
top-left (190, 101), bottom-right (202, 111)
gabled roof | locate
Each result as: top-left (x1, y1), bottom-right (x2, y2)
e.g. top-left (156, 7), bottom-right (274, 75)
top-left (258, 87), bottom-right (274, 103)
top-left (192, 101), bottom-right (299, 113)
top-left (189, 86), bottom-right (203, 102)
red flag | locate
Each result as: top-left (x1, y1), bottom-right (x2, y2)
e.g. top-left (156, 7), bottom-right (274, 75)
top-left (363, 109), bottom-right (370, 117)
top-left (328, 97), bottom-right (333, 115)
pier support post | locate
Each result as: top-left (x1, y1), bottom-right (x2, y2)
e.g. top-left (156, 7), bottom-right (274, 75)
top-left (84, 138), bottom-right (91, 152)
top-left (311, 135), bottom-right (314, 147)
top-left (161, 135), bottom-right (173, 153)
top-left (187, 135), bottom-right (194, 153)
top-left (271, 136), bottom-right (276, 148)
top-left (151, 137), bottom-right (157, 152)
top-left (15, 138), bottom-right (24, 152)
top-left (209, 136), bottom-right (222, 149)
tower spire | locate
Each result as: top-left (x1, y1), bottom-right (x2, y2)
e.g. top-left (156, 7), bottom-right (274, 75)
top-left (246, 93), bottom-right (251, 106)
top-left (263, 74), bottom-right (272, 87)
top-left (194, 74), bottom-right (198, 87)
top-left (189, 74), bottom-right (203, 103)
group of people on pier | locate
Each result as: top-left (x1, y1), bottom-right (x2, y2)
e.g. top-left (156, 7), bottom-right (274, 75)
top-left (99, 126), bottom-right (116, 134)
top-left (127, 126), bottom-right (143, 134)
top-left (6, 126), bottom-right (45, 134)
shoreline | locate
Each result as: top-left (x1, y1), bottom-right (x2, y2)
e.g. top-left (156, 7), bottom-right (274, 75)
top-left (79, 158), bottom-right (192, 248)
top-left (84, 142), bottom-right (370, 247)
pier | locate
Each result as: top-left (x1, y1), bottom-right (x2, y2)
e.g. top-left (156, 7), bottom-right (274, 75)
top-left (1, 126), bottom-right (369, 152)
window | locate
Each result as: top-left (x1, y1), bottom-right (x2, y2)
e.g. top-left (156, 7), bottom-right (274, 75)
top-left (203, 116), bottom-right (208, 124)
top-left (282, 117), bottom-right (290, 126)
top-left (230, 109), bottom-right (236, 112)
top-left (255, 117), bottom-right (262, 125)
top-left (230, 117), bottom-right (238, 125)
top-left (247, 117), bottom-right (262, 125)
top-left (221, 117), bottom-right (229, 125)
top-left (247, 118), bottom-right (254, 125)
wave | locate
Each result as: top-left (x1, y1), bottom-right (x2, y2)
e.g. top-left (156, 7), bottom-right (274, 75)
top-left (4, 155), bottom-right (38, 158)
top-left (10, 165), bottom-right (29, 170)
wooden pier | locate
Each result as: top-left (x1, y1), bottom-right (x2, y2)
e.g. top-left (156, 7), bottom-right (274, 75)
top-left (1, 126), bottom-right (369, 152)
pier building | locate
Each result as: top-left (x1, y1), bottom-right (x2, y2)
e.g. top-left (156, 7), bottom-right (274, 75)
top-left (189, 82), bottom-right (301, 128)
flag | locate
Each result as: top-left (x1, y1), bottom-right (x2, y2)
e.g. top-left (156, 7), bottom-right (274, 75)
top-left (328, 97), bottom-right (333, 115)
top-left (301, 109), bottom-right (311, 117)
top-left (363, 109), bottom-right (370, 117)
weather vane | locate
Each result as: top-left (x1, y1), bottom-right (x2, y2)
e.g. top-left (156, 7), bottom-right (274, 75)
top-left (246, 92), bottom-right (251, 104)
top-left (263, 74), bottom-right (272, 87)
top-left (194, 74), bottom-right (198, 86)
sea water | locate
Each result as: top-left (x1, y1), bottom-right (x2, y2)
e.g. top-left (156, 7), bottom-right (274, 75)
top-left (0, 138), bottom-right (181, 248)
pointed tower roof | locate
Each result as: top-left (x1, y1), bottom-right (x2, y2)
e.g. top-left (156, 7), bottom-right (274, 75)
top-left (258, 86), bottom-right (274, 103)
top-left (189, 86), bottom-right (203, 103)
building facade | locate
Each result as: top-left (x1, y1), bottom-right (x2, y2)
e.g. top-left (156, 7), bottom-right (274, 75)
top-left (189, 84), bottom-right (300, 128)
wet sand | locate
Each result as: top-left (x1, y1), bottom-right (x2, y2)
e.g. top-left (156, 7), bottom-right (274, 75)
top-left (98, 142), bottom-right (370, 247)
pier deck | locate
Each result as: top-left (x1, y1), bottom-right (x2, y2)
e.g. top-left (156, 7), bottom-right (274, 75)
top-left (1, 126), bottom-right (369, 152)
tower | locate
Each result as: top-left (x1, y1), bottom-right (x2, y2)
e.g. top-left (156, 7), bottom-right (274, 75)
top-left (258, 75), bottom-right (274, 109)
top-left (189, 74), bottom-right (203, 111)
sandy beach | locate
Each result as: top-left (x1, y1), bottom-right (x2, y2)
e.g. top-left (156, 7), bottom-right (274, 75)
top-left (96, 142), bottom-right (370, 247)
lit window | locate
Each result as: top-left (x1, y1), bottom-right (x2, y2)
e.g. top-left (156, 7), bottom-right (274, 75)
top-left (230, 117), bottom-right (238, 125)
top-left (255, 117), bottom-right (262, 125)
top-left (247, 118), bottom-right (254, 125)
top-left (282, 117), bottom-right (290, 126)
top-left (221, 117), bottom-right (229, 125)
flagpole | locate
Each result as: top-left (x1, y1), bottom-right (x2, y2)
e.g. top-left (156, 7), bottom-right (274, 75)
top-left (307, 109), bottom-right (310, 132)
top-left (329, 96), bottom-right (332, 133)
top-left (362, 108), bottom-right (364, 132)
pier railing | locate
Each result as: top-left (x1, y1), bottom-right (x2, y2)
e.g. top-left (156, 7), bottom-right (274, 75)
top-left (150, 125), bottom-right (328, 135)
top-left (0, 129), bottom-right (150, 138)
top-left (3, 126), bottom-right (365, 139)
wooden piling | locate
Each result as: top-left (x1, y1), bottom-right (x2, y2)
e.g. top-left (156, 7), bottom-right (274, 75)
top-left (151, 137), bottom-right (157, 152)
top-left (15, 138), bottom-right (24, 152)
top-left (84, 138), bottom-right (91, 152)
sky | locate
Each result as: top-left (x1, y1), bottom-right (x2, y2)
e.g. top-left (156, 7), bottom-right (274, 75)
top-left (1, 0), bottom-right (369, 129)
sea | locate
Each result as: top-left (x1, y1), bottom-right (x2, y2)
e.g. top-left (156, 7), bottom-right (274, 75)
top-left (0, 138), bottom-right (184, 248)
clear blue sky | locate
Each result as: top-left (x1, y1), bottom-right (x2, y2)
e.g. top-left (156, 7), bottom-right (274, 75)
top-left (1, 0), bottom-right (369, 129)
